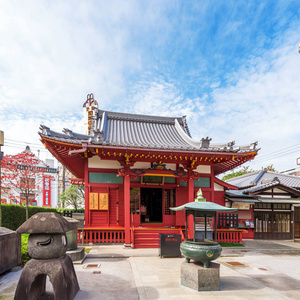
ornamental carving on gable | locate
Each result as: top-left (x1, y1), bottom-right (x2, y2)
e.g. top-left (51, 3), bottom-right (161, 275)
top-left (117, 166), bottom-right (199, 181)
top-left (180, 170), bottom-right (200, 182)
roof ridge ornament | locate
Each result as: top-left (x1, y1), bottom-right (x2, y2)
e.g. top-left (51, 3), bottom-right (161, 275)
top-left (250, 141), bottom-right (258, 150)
top-left (83, 93), bottom-right (98, 135)
top-left (200, 137), bottom-right (212, 149)
top-left (62, 128), bottom-right (74, 138)
top-left (39, 125), bottom-right (51, 136)
top-left (83, 93), bottom-right (98, 108)
top-left (227, 141), bottom-right (235, 150)
top-left (182, 115), bottom-right (192, 137)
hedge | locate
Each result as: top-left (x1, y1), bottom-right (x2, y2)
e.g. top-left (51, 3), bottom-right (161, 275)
top-left (1, 204), bottom-right (59, 231)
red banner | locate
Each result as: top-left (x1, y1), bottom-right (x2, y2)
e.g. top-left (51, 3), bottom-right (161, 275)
top-left (43, 176), bottom-right (51, 206)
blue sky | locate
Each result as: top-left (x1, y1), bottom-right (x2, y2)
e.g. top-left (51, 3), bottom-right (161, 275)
top-left (0, 0), bottom-right (300, 173)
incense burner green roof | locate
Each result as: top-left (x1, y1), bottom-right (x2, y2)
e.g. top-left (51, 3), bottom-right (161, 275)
top-left (170, 189), bottom-right (236, 268)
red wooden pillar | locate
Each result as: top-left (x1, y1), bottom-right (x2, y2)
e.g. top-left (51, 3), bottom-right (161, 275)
top-left (187, 177), bottom-right (194, 239)
top-left (84, 158), bottom-right (90, 227)
top-left (210, 167), bottom-right (215, 203)
top-left (124, 174), bottom-right (131, 245)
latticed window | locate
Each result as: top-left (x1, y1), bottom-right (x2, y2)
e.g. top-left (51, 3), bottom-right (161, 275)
top-left (130, 188), bottom-right (140, 214)
top-left (217, 213), bottom-right (238, 228)
top-left (164, 189), bottom-right (176, 215)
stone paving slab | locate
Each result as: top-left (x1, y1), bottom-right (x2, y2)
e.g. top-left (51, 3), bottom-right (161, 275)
top-left (2, 240), bottom-right (300, 299)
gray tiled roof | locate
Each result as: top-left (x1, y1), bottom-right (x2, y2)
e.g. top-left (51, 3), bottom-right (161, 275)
top-left (39, 126), bottom-right (93, 144)
top-left (226, 178), bottom-right (300, 200)
top-left (242, 180), bottom-right (280, 193)
top-left (93, 110), bottom-right (194, 149)
top-left (225, 171), bottom-right (260, 188)
top-left (226, 170), bottom-right (300, 189)
top-left (225, 189), bottom-right (257, 198)
top-left (39, 109), bottom-right (258, 153)
top-left (242, 180), bottom-right (300, 196)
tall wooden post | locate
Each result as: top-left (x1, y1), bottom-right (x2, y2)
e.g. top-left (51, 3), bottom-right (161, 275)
top-left (84, 159), bottom-right (90, 228)
top-left (187, 177), bottom-right (194, 239)
top-left (124, 174), bottom-right (131, 246)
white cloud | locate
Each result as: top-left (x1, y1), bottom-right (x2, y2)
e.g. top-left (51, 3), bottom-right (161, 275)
top-left (1, 114), bottom-right (85, 163)
top-left (0, 0), bottom-right (166, 157)
top-left (124, 31), bottom-right (300, 172)
top-left (0, 0), bottom-right (161, 116)
top-left (0, 1), bottom-right (299, 174)
top-left (128, 79), bottom-right (206, 125)
top-left (203, 38), bottom-right (300, 171)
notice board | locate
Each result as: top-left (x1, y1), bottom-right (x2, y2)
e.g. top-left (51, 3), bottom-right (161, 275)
top-left (99, 193), bottom-right (109, 210)
top-left (89, 193), bottom-right (99, 210)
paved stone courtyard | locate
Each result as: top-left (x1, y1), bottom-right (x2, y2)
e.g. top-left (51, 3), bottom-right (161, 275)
top-left (1, 240), bottom-right (300, 299)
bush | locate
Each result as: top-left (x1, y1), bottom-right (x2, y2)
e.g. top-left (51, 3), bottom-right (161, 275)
top-left (219, 242), bottom-right (245, 247)
top-left (1, 204), bottom-right (60, 231)
top-left (21, 234), bottom-right (30, 265)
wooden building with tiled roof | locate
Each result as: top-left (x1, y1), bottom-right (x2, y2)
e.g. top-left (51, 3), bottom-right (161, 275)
top-left (226, 169), bottom-right (300, 240)
top-left (39, 93), bottom-right (259, 247)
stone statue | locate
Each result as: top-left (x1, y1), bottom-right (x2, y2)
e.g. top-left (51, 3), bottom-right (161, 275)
top-left (14, 212), bottom-right (80, 300)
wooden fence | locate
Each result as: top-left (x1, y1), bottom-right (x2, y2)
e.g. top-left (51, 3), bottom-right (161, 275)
top-left (216, 229), bottom-right (246, 243)
top-left (77, 229), bottom-right (125, 244)
top-left (62, 210), bottom-right (84, 218)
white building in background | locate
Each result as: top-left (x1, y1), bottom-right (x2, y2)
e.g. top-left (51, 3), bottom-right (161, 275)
top-left (2, 146), bottom-right (59, 208)
top-left (35, 157), bottom-right (59, 208)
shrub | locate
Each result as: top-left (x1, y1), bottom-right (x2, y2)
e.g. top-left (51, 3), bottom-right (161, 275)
top-left (219, 242), bottom-right (245, 247)
top-left (21, 234), bottom-right (30, 265)
top-left (1, 204), bottom-right (59, 231)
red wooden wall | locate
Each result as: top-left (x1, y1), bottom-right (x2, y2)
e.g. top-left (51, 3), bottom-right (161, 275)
top-left (175, 187), bottom-right (187, 226)
top-left (88, 185), bottom-right (124, 227)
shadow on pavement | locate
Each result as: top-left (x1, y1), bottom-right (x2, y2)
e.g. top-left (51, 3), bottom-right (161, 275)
top-left (249, 274), bottom-right (300, 291)
top-left (221, 276), bottom-right (263, 291)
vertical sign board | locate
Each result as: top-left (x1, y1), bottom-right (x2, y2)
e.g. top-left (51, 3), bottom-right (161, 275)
top-left (0, 130), bottom-right (4, 146)
top-left (43, 177), bottom-right (51, 206)
top-left (99, 193), bottom-right (109, 210)
top-left (89, 193), bottom-right (99, 210)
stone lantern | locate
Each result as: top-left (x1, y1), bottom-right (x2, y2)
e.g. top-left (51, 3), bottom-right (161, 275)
top-left (14, 212), bottom-right (80, 300)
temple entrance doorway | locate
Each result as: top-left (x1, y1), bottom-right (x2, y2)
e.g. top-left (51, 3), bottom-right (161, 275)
top-left (141, 188), bottom-right (162, 223)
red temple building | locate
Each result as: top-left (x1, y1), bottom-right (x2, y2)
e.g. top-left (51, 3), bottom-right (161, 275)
top-left (39, 94), bottom-right (259, 247)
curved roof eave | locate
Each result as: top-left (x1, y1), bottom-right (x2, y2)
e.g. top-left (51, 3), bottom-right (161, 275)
top-left (170, 201), bottom-right (237, 212)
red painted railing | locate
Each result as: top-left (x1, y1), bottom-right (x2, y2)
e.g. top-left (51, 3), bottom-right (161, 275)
top-left (78, 228), bottom-right (245, 244)
top-left (216, 229), bottom-right (246, 244)
top-left (78, 229), bottom-right (125, 244)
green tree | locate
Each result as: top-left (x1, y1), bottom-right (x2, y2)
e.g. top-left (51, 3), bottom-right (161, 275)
top-left (1, 151), bottom-right (50, 220)
top-left (222, 164), bottom-right (278, 181)
top-left (265, 164), bottom-right (277, 172)
top-left (59, 185), bottom-right (85, 210)
top-left (222, 166), bottom-right (254, 181)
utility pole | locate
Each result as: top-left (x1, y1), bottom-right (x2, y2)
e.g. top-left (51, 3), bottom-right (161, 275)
top-left (0, 130), bottom-right (4, 227)
top-left (62, 166), bottom-right (66, 208)
top-left (62, 166), bottom-right (66, 193)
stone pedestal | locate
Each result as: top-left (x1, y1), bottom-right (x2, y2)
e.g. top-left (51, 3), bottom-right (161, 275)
top-left (181, 261), bottom-right (220, 291)
top-left (67, 247), bottom-right (86, 264)
top-left (0, 227), bottom-right (21, 274)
